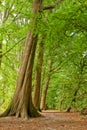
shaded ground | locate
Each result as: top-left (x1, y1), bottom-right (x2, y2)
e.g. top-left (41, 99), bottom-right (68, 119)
top-left (0, 110), bottom-right (87, 130)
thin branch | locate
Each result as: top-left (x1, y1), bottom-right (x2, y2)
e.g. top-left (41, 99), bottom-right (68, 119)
top-left (43, 0), bottom-right (62, 11)
top-left (2, 37), bottom-right (26, 57)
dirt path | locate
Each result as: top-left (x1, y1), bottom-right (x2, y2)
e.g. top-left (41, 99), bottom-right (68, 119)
top-left (0, 110), bottom-right (87, 130)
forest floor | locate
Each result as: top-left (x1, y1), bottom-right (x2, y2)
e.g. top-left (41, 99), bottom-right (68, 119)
top-left (0, 110), bottom-right (87, 130)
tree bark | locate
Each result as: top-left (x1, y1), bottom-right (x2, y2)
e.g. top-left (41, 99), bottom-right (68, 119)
top-left (0, 0), bottom-right (43, 119)
top-left (40, 60), bottom-right (53, 110)
top-left (33, 40), bottom-right (44, 110)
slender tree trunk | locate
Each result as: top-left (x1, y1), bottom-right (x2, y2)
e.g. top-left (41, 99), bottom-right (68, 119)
top-left (0, 0), bottom-right (43, 119)
top-left (40, 60), bottom-right (53, 110)
top-left (33, 40), bottom-right (44, 110)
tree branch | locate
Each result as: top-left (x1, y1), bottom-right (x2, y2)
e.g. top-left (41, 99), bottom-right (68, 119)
top-left (2, 37), bottom-right (26, 57)
top-left (43, 0), bottom-right (62, 10)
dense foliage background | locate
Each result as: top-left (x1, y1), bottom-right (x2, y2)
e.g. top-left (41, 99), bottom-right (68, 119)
top-left (0, 0), bottom-right (87, 111)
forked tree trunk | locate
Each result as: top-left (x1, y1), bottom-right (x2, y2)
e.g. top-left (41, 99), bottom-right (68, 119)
top-left (0, 0), bottom-right (43, 119)
top-left (33, 40), bottom-right (44, 110)
top-left (40, 60), bottom-right (53, 110)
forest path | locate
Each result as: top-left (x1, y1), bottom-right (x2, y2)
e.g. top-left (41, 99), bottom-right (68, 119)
top-left (0, 110), bottom-right (87, 130)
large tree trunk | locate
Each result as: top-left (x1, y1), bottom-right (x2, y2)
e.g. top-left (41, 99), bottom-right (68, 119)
top-left (0, 0), bottom-right (43, 119)
top-left (33, 40), bottom-right (44, 110)
top-left (40, 60), bottom-right (53, 110)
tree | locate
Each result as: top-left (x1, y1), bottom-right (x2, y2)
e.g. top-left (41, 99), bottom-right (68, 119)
top-left (33, 40), bottom-right (44, 110)
top-left (41, 60), bottom-right (53, 110)
top-left (0, 0), bottom-right (43, 119)
top-left (1, 0), bottom-right (87, 115)
top-left (66, 56), bottom-right (87, 112)
top-left (0, 0), bottom-right (62, 118)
